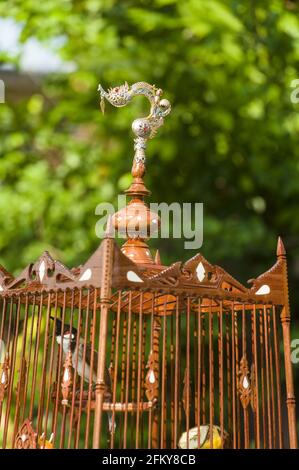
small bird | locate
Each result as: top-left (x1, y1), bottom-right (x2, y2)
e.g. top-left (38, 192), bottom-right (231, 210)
top-left (178, 425), bottom-right (230, 449)
top-left (50, 317), bottom-right (115, 433)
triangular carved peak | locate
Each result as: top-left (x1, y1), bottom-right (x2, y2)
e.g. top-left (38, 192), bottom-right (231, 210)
top-left (132, 251), bottom-right (252, 296)
top-left (146, 262), bottom-right (182, 288)
top-left (77, 240), bottom-right (148, 288)
top-left (112, 241), bottom-right (147, 287)
top-left (0, 265), bottom-right (14, 292)
top-left (181, 252), bottom-right (246, 293)
top-left (0, 238), bottom-right (286, 304)
top-left (214, 265), bottom-right (247, 293)
top-left (4, 251), bottom-right (76, 291)
top-left (76, 242), bottom-right (104, 287)
top-left (248, 258), bottom-right (284, 299)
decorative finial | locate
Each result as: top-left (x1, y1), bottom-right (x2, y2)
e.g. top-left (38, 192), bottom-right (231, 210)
top-left (98, 82), bottom-right (171, 179)
top-left (277, 236), bottom-right (286, 257)
top-left (98, 81), bottom-right (170, 265)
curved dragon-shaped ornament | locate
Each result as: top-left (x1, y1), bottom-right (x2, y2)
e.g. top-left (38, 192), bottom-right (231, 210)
top-left (98, 82), bottom-right (171, 170)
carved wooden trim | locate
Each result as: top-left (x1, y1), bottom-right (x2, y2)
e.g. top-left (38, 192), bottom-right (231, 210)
top-left (237, 356), bottom-right (252, 409)
top-left (250, 363), bottom-right (256, 412)
top-left (0, 353), bottom-right (9, 403)
top-left (61, 351), bottom-right (73, 406)
top-left (14, 419), bottom-right (37, 449)
top-left (145, 350), bottom-right (159, 402)
top-left (0, 237), bottom-right (286, 305)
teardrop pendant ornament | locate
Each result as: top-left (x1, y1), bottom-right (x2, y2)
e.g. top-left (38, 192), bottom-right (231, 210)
top-left (237, 356), bottom-right (253, 409)
top-left (61, 350), bottom-right (73, 406)
top-left (145, 350), bottom-right (159, 402)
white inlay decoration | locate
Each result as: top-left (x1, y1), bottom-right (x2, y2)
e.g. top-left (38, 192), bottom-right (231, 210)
top-left (21, 434), bottom-right (27, 442)
top-left (79, 268), bottom-right (92, 281)
top-left (1, 371), bottom-right (6, 384)
top-left (127, 271), bottom-right (144, 283)
top-left (63, 368), bottom-right (70, 382)
top-left (0, 285), bottom-right (3, 292)
top-left (243, 376), bottom-right (249, 389)
top-left (149, 370), bottom-right (155, 384)
top-left (39, 260), bottom-right (46, 282)
top-left (255, 284), bottom-right (270, 295)
top-left (196, 262), bottom-right (206, 282)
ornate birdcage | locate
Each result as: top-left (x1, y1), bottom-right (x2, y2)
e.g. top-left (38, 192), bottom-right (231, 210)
top-left (0, 82), bottom-right (297, 449)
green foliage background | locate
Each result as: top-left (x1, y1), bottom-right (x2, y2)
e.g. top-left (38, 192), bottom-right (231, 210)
top-left (0, 0), bottom-right (299, 432)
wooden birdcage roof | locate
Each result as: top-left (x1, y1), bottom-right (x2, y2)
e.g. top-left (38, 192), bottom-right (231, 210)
top-left (0, 237), bottom-right (287, 306)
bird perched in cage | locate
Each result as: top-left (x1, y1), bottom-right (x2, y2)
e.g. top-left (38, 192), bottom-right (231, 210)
top-left (50, 317), bottom-right (115, 433)
top-left (178, 425), bottom-right (230, 449)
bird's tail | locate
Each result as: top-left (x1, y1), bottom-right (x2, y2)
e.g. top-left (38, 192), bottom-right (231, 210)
top-left (108, 411), bottom-right (116, 434)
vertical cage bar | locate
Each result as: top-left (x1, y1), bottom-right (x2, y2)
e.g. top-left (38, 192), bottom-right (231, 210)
top-left (196, 299), bottom-right (201, 448)
top-left (242, 303), bottom-right (249, 449)
top-left (185, 297), bottom-right (191, 448)
top-left (231, 301), bottom-right (237, 448)
top-left (43, 291), bottom-right (59, 446)
top-left (110, 291), bottom-right (122, 449)
top-left (135, 292), bottom-right (143, 449)
top-left (28, 293), bottom-right (43, 422)
top-left (209, 298), bottom-right (214, 448)
top-left (3, 297), bottom-right (21, 448)
top-left (85, 288), bottom-right (98, 448)
top-left (219, 301), bottom-right (224, 448)
top-left (68, 289), bottom-right (82, 448)
top-left (272, 305), bottom-right (283, 448)
top-left (123, 291), bottom-right (132, 448)
top-left (170, 313), bottom-right (174, 448)
top-left (160, 297), bottom-right (167, 448)
top-left (259, 308), bottom-right (266, 448)
top-left (36, 292), bottom-right (52, 439)
top-left (268, 307), bottom-right (276, 448)
top-left (277, 243), bottom-right (297, 448)
top-left (52, 293), bottom-right (67, 445)
top-left (226, 309), bottom-right (232, 439)
top-left (252, 304), bottom-right (260, 448)
top-left (173, 296), bottom-right (180, 448)
top-left (93, 236), bottom-right (114, 449)
top-left (280, 305), bottom-right (297, 448)
top-left (234, 307), bottom-right (240, 448)
top-left (12, 293), bottom-right (29, 442)
top-left (201, 306), bottom-right (206, 426)
top-left (0, 296), bottom-right (9, 425)
top-left (131, 316), bottom-right (137, 447)
top-left (263, 304), bottom-right (272, 448)
top-left (151, 305), bottom-right (161, 449)
top-left (75, 289), bottom-right (91, 448)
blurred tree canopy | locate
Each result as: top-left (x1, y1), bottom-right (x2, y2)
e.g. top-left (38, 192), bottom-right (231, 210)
top-left (0, 0), bottom-right (299, 303)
